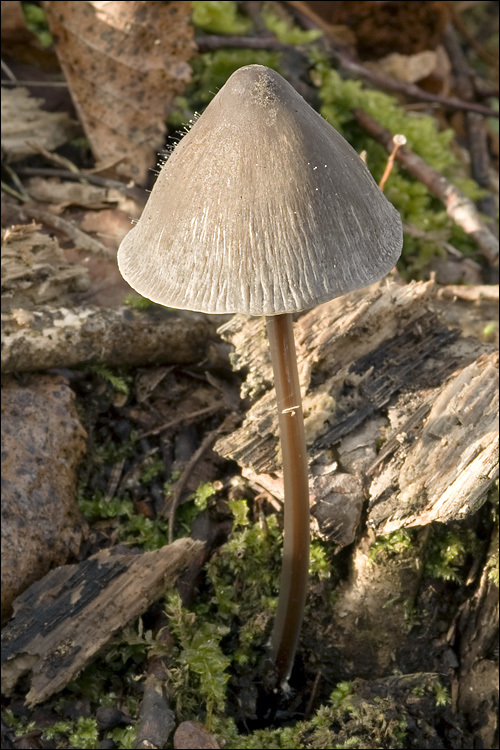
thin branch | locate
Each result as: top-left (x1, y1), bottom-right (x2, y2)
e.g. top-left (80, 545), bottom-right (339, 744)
top-left (164, 414), bottom-right (236, 541)
top-left (195, 34), bottom-right (289, 52)
top-left (1, 79), bottom-right (69, 87)
top-left (354, 108), bottom-right (499, 265)
top-left (443, 23), bottom-right (497, 221)
top-left (138, 403), bottom-right (224, 440)
top-left (450, 5), bottom-right (499, 68)
top-left (378, 134), bottom-right (407, 191)
top-left (165, 430), bottom-right (219, 541)
top-left (16, 166), bottom-right (144, 202)
top-left (1, 59), bottom-right (17, 81)
top-left (19, 205), bottom-right (113, 255)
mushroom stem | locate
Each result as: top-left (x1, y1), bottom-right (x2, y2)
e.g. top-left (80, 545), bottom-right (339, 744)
top-left (266, 313), bottom-right (310, 687)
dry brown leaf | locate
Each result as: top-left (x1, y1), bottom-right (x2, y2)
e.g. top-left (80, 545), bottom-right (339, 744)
top-left (1, 223), bottom-right (90, 311)
top-left (44, 1), bottom-right (195, 183)
top-left (26, 176), bottom-right (123, 211)
top-left (364, 50), bottom-right (439, 84)
top-left (1, 87), bottom-right (79, 162)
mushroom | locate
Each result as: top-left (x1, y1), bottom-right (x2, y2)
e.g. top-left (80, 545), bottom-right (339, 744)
top-left (118, 64), bottom-right (403, 688)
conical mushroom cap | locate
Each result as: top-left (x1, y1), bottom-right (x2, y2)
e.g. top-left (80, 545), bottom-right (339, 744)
top-left (118, 65), bottom-right (403, 315)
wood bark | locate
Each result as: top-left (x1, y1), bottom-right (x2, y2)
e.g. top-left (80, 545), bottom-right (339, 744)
top-left (1, 304), bottom-right (217, 372)
top-left (1, 538), bottom-right (204, 706)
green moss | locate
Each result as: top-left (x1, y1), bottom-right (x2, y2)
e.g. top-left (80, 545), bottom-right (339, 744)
top-left (123, 293), bottom-right (155, 310)
top-left (2, 709), bottom-right (36, 737)
top-left (42, 718), bottom-right (99, 749)
top-left (21, 2), bottom-right (53, 47)
top-left (368, 529), bottom-right (415, 563)
top-left (261, 6), bottom-right (322, 45)
top-left (433, 681), bottom-right (451, 707)
top-left (111, 725), bottom-right (138, 749)
top-left (424, 525), bottom-right (480, 583)
top-left (161, 590), bottom-right (231, 724)
top-left (88, 364), bottom-right (133, 395)
top-left (139, 456), bottom-right (166, 484)
top-left (192, 1), bottom-right (252, 35)
top-left (309, 540), bottom-right (331, 579)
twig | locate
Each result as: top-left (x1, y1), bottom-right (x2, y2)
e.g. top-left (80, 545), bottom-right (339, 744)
top-left (305, 669), bottom-right (322, 717)
top-left (437, 284), bottom-right (499, 302)
top-left (3, 164), bottom-right (32, 201)
top-left (138, 403), bottom-right (225, 439)
top-left (443, 24), bottom-right (497, 221)
top-left (195, 34), bottom-right (289, 52)
top-left (0, 79), bottom-right (69, 87)
top-left (378, 134), bottom-right (407, 191)
top-left (283, 1), bottom-right (499, 119)
top-left (164, 414), bottom-right (235, 540)
top-left (25, 141), bottom-right (83, 176)
top-left (332, 49), bottom-right (498, 118)
top-left (165, 430), bottom-right (219, 540)
top-left (19, 206), bottom-right (113, 255)
top-left (241, 1), bottom-right (269, 34)
top-left (450, 5), bottom-right (499, 69)
top-left (354, 108), bottom-right (499, 265)
top-left (16, 166), bottom-right (144, 202)
top-left (1, 59), bottom-right (17, 81)
top-left (1, 181), bottom-right (28, 203)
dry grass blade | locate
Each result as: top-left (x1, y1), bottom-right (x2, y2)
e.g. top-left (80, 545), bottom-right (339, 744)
top-left (44, 1), bottom-right (195, 182)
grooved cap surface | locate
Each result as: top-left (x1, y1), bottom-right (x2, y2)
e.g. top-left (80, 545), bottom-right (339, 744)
top-left (118, 65), bottom-right (403, 315)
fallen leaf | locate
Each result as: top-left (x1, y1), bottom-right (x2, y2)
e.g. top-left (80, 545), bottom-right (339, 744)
top-left (1, 87), bottom-right (79, 162)
top-left (1, 222), bottom-right (90, 310)
top-left (80, 207), bottom-right (138, 246)
top-left (364, 50), bottom-right (438, 84)
top-left (45, 1), bottom-right (195, 183)
top-left (27, 176), bottom-right (123, 211)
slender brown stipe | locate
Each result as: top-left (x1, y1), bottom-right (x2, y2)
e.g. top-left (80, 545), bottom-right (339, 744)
top-left (266, 314), bottom-right (310, 685)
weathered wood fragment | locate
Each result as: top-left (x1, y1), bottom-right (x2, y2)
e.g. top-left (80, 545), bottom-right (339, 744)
top-left (1, 538), bottom-right (204, 706)
top-left (1, 305), bottom-right (216, 373)
top-left (215, 280), bottom-right (498, 543)
top-left (368, 351), bottom-right (498, 532)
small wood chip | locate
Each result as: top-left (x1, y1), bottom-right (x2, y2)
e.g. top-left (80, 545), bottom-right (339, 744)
top-left (173, 721), bottom-right (220, 749)
top-left (1, 538), bottom-right (204, 706)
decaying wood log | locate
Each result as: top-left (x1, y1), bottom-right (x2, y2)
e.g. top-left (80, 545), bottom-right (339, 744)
top-left (1, 304), bottom-right (217, 372)
top-left (215, 279), bottom-right (498, 545)
top-left (1, 538), bottom-right (204, 706)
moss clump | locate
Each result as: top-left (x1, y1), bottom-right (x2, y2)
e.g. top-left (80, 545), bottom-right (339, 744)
top-left (192, 1), bottom-right (252, 36)
top-left (87, 364), bottom-right (133, 396)
top-left (22, 2), bottom-right (53, 47)
top-left (42, 718), bottom-right (99, 750)
top-left (424, 524), bottom-right (481, 583)
top-left (368, 529), bottom-right (415, 563)
top-left (261, 6), bottom-right (322, 45)
top-left (123, 292), bottom-right (155, 310)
